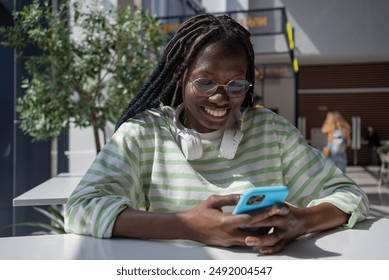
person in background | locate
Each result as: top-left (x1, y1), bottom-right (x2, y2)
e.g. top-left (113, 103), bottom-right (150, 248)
top-left (65, 13), bottom-right (369, 255)
top-left (365, 125), bottom-right (381, 166)
top-left (321, 111), bottom-right (351, 172)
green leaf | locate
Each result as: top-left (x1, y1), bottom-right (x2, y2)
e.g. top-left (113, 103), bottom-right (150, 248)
top-left (14, 222), bottom-right (66, 234)
top-left (33, 206), bottom-right (64, 228)
top-left (11, 205), bottom-right (66, 235)
top-left (48, 205), bottom-right (65, 224)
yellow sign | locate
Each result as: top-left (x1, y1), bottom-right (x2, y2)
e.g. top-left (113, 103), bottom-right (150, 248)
top-left (158, 15), bottom-right (268, 34)
top-left (236, 16), bottom-right (268, 28)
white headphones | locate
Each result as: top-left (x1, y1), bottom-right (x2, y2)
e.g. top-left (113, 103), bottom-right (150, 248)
top-left (174, 104), bottom-right (243, 160)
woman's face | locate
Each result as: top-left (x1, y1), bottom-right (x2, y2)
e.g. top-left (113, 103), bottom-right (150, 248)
top-left (181, 41), bottom-right (248, 133)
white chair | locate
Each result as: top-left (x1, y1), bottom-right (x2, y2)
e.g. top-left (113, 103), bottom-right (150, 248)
top-left (378, 152), bottom-right (389, 188)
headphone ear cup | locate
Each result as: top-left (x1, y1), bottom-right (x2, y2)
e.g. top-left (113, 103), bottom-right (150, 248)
top-left (177, 130), bottom-right (203, 160)
top-left (220, 129), bottom-right (243, 159)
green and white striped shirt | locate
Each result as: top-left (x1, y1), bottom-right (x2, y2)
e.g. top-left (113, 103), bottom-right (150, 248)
top-left (64, 106), bottom-right (369, 238)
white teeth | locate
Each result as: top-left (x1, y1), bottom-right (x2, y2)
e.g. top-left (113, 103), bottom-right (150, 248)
top-left (204, 107), bottom-right (227, 117)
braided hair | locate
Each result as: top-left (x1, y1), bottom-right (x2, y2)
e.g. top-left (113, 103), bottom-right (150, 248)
top-left (115, 13), bottom-right (255, 131)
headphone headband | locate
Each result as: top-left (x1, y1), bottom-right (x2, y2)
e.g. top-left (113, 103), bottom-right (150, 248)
top-left (174, 104), bottom-right (243, 160)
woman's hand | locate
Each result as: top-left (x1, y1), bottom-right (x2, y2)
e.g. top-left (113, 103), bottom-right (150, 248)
top-left (322, 146), bottom-right (330, 157)
top-left (180, 195), bottom-right (307, 251)
top-left (241, 202), bottom-right (349, 254)
top-left (240, 204), bottom-right (305, 254)
top-left (179, 194), bottom-right (253, 247)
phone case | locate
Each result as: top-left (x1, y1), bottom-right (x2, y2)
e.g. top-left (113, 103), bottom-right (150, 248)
top-left (232, 186), bottom-right (289, 214)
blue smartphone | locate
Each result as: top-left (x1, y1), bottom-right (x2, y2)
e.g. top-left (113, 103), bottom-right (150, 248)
top-left (232, 186), bottom-right (289, 215)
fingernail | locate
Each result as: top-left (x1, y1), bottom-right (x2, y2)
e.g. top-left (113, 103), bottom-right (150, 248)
top-left (260, 248), bottom-right (269, 254)
top-left (277, 206), bottom-right (288, 214)
top-left (246, 237), bottom-right (256, 246)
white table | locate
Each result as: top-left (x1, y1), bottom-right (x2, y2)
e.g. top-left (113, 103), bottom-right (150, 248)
top-left (0, 217), bottom-right (388, 260)
top-left (13, 173), bottom-right (82, 206)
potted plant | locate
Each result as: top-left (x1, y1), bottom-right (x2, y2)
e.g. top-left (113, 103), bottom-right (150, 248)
top-left (0, 0), bottom-right (166, 153)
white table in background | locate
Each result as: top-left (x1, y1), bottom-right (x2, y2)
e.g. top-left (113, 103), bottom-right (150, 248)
top-left (13, 173), bottom-right (82, 207)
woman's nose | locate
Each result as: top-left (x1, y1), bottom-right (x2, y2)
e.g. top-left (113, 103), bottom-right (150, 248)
top-left (208, 87), bottom-right (229, 104)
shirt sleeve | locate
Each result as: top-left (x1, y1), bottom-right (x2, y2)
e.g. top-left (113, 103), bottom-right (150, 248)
top-left (278, 120), bottom-right (370, 228)
top-left (64, 122), bottom-right (145, 238)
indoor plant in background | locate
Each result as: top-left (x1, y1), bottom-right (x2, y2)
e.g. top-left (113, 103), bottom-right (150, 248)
top-left (0, 0), bottom-right (166, 153)
top-left (0, 0), bottom-right (166, 234)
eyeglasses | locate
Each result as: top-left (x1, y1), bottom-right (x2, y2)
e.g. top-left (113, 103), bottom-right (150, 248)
top-left (189, 77), bottom-right (252, 97)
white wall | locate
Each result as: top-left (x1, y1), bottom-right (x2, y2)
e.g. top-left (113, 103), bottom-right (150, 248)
top-left (263, 78), bottom-right (295, 124)
top-left (201, 0), bottom-right (248, 12)
top-left (67, 124), bottom-right (98, 174)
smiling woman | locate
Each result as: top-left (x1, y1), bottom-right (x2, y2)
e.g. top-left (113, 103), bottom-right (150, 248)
top-left (181, 42), bottom-right (248, 133)
top-left (64, 13), bottom-right (369, 255)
